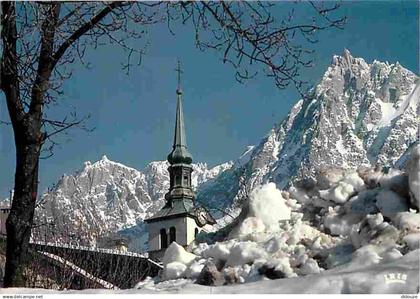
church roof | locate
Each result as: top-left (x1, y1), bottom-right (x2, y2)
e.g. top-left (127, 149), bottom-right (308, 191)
top-left (145, 198), bottom-right (216, 226)
top-left (145, 198), bottom-right (194, 222)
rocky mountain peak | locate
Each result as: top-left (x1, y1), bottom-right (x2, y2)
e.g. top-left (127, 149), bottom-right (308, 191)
top-left (34, 156), bottom-right (232, 251)
top-left (198, 52), bottom-right (419, 212)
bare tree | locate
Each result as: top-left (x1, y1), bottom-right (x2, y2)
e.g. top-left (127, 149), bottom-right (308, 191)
top-left (0, 1), bottom-right (344, 287)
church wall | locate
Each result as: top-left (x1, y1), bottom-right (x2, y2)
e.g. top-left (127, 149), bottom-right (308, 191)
top-left (148, 217), bottom-right (189, 251)
top-left (186, 217), bottom-right (200, 245)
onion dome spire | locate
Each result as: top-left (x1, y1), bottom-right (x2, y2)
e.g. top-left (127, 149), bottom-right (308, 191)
top-left (167, 60), bottom-right (193, 165)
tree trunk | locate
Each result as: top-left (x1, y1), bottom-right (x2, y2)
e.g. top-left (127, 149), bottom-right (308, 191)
top-left (3, 119), bottom-right (41, 287)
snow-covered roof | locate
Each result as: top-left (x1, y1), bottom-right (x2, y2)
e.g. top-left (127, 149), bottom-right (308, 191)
top-left (145, 198), bottom-right (215, 226)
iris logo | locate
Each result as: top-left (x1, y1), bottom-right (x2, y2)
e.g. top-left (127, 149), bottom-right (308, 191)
top-left (384, 272), bottom-right (407, 284)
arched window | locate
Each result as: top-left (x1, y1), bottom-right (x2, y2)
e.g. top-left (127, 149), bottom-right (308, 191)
top-left (169, 227), bottom-right (176, 244)
top-left (160, 228), bottom-right (168, 249)
top-left (194, 228), bottom-right (199, 238)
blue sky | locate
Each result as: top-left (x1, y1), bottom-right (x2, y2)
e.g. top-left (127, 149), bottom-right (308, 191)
top-left (0, 1), bottom-right (418, 199)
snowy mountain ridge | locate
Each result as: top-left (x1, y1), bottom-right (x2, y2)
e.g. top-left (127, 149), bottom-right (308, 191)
top-left (34, 155), bottom-right (233, 248)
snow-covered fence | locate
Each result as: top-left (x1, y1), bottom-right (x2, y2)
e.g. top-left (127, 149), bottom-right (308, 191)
top-left (39, 251), bottom-right (118, 290)
top-left (30, 240), bottom-right (151, 259)
top-left (29, 240), bottom-right (162, 289)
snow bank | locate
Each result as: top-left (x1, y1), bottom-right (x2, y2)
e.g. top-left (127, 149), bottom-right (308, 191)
top-left (394, 212), bottom-right (420, 234)
top-left (8, 248), bottom-right (420, 293)
top-left (319, 181), bottom-right (355, 203)
top-left (162, 242), bottom-right (198, 280)
top-left (130, 250), bottom-right (419, 294)
top-left (162, 242), bottom-right (197, 266)
top-left (406, 145), bottom-right (420, 208)
top-left (248, 183), bottom-right (291, 230)
top-left (202, 241), bottom-right (233, 261)
top-left (163, 262), bottom-right (188, 280)
top-left (324, 208), bottom-right (362, 236)
top-left (403, 234), bottom-right (420, 250)
top-left (319, 171), bottom-right (364, 204)
top-left (162, 208), bottom-right (334, 284)
top-left (152, 150), bottom-right (419, 294)
top-left (225, 241), bottom-right (267, 266)
top-left (375, 190), bottom-right (409, 218)
top-left (379, 169), bottom-right (409, 195)
top-left (236, 217), bottom-right (266, 240)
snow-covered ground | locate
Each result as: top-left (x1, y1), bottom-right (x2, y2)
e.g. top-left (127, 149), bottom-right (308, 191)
top-left (3, 148), bottom-right (419, 295)
top-left (2, 249), bottom-right (418, 294)
top-left (130, 145), bottom-right (420, 294)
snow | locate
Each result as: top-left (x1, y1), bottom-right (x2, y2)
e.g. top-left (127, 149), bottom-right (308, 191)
top-left (341, 172), bottom-right (365, 192)
top-left (375, 98), bottom-right (397, 127)
top-left (366, 213), bottom-right (384, 228)
top-left (225, 242), bottom-right (267, 267)
top-left (202, 241), bottom-right (233, 261)
top-left (406, 144), bottom-right (420, 207)
top-left (403, 234), bottom-right (420, 250)
top-left (345, 189), bottom-right (379, 215)
top-left (185, 259), bottom-right (206, 279)
top-left (236, 217), bottom-right (266, 240)
top-left (378, 168), bottom-right (405, 189)
top-left (162, 242), bottom-right (197, 266)
top-left (265, 256), bottom-right (295, 278)
top-left (6, 250), bottom-right (418, 294)
top-left (394, 212), bottom-right (420, 234)
top-left (375, 190), bottom-right (409, 218)
top-left (163, 262), bottom-right (188, 280)
top-left (7, 160), bottom-right (420, 294)
top-left (380, 82), bottom-right (420, 130)
top-left (346, 244), bottom-right (383, 270)
top-left (319, 171), bottom-right (364, 204)
top-left (319, 181), bottom-right (355, 204)
top-left (162, 242), bottom-right (199, 280)
top-left (247, 183), bottom-right (291, 230)
top-left (324, 209), bottom-right (362, 236)
top-left (299, 258), bottom-right (321, 275)
top-left (235, 145), bottom-right (255, 167)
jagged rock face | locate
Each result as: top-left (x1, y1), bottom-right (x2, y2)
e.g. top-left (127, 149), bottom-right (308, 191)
top-left (199, 50), bottom-right (419, 209)
top-left (34, 156), bottom-right (232, 249)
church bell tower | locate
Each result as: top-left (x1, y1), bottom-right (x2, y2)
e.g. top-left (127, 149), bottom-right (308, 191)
top-left (165, 61), bottom-right (194, 204)
top-left (145, 61), bottom-right (215, 260)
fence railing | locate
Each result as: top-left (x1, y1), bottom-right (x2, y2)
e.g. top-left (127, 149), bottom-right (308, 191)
top-left (30, 240), bottom-right (163, 269)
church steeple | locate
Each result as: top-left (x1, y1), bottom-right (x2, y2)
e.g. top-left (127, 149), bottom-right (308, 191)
top-left (144, 62), bottom-right (216, 258)
top-left (165, 59), bottom-right (194, 203)
top-left (167, 60), bottom-right (193, 165)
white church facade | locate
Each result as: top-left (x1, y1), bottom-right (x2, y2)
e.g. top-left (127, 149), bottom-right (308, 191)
top-left (145, 62), bottom-right (215, 260)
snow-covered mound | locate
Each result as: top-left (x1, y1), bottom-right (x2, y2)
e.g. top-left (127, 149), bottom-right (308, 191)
top-left (198, 49), bottom-right (419, 210)
top-left (33, 156), bottom-right (232, 251)
top-left (141, 145), bottom-right (419, 293)
top-left (132, 250), bottom-right (419, 293)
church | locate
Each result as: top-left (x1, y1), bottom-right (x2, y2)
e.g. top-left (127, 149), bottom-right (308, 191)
top-left (145, 62), bottom-right (215, 260)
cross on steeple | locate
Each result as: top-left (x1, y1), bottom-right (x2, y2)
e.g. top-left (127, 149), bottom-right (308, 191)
top-left (175, 59), bottom-right (183, 93)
